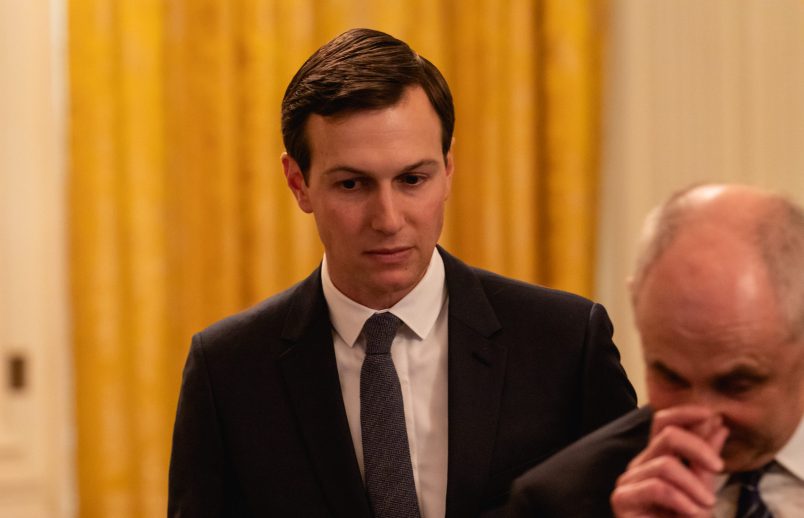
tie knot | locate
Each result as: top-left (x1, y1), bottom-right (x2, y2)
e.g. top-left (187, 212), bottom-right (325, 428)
top-left (731, 462), bottom-right (774, 489)
top-left (362, 312), bottom-right (401, 355)
top-left (735, 470), bottom-right (763, 490)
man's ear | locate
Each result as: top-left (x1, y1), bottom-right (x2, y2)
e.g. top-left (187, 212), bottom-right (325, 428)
top-left (282, 153), bottom-right (313, 213)
top-left (444, 138), bottom-right (455, 199)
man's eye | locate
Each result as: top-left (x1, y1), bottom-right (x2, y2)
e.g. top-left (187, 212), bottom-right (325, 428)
top-left (401, 174), bottom-right (423, 185)
top-left (717, 378), bottom-right (757, 397)
top-left (714, 371), bottom-right (767, 398)
top-left (340, 179), bottom-right (358, 190)
top-left (662, 373), bottom-right (688, 389)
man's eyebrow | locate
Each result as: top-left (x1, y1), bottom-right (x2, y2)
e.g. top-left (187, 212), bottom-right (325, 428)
top-left (650, 361), bottom-right (689, 385)
top-left (712, 365), bottom-right (769, 383)
top-left (321, 159), bottom-right (441, 177)
top-left (400, 159), bottom-right (440, 172)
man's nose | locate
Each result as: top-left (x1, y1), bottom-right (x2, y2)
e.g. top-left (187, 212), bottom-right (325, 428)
top-left (370, 186), bottom-right (404, 234)
top-left (689, 390), bottom-right (726, 416)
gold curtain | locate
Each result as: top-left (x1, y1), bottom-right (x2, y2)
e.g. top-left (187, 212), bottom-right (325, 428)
top-left (68, 0), bottom-right (605, 515)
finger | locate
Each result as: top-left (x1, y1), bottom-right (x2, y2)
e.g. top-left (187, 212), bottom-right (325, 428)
top-left (611, 477), bottom-right (706, 517)
top-left (691, 426), bottom-right (731, 490)
top-left (631, 425), bottom-right (724, 473)
top-left (708, 425), bottom-right (729, 455)
top-left (689, 414), bottom-right (723, 441)
top-left (651, 426), bottom-right (724, 472)
top-left (651, 406), bottom-right (716, 437)
top-left (617, 456), bottom-right (717, 507)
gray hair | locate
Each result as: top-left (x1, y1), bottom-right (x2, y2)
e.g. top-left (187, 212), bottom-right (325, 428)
top-left (630, 184), bottom-right (804, 339)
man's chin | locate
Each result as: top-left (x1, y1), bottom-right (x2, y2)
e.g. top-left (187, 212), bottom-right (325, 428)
top-left (368, 274), bottom-right (416, 296)
top-left (721, 441), bottom-right (774, 473)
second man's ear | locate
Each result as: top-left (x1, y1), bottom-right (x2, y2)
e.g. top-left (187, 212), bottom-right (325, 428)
top-left (444, 138), bottom-right (455, 200)
top-left (281, 153), bottom-right (313, 213)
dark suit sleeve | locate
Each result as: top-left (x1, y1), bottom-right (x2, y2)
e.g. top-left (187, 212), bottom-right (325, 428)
top-left (577, 303), bottom-right (637, 435)
top-left (168, 334), bottom-right (226, 517)
top-left (506, 408), bottom-right (652, 518)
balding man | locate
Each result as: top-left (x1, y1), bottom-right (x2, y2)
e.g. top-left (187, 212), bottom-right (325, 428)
top-left (507, 184), bottom-right (804, 517)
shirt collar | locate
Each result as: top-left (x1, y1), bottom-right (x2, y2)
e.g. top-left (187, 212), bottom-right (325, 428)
top-left (321, 248), bottom-right (447, 347)
top-left (776, 414), bottom-right (804, 481)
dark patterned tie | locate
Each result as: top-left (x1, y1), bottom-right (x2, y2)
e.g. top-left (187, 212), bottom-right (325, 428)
top-left (733, 464), bottom-right (774, 518)
top-left (360, 312), bottom-right (421, 518)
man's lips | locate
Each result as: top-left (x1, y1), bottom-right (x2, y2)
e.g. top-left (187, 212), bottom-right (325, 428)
top-left (364, 247), bottom-right (413, 262)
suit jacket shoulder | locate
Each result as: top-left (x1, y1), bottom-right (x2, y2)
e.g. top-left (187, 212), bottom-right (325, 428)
top-left (441, 247), bottom-right (636, 432)
top-left (169, 267), bottom-right (374, 517)
top-left (507, 407), bottom-right (653, 518)
top-left (193, 267), bottom-right (324, 359)
top-left (438, 248), bottom-right (637, 516)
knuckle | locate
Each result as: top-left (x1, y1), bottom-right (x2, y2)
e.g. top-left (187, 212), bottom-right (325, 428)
top-left (610, 488), bottom-right (626, 509)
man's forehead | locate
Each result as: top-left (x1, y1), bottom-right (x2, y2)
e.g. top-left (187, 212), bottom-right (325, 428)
top-left (308, 85), bottom-right (431, 123)
top-left (636, 228), bottom-right (779, 323)
top-left (304, 88), bottom-right (445, 175)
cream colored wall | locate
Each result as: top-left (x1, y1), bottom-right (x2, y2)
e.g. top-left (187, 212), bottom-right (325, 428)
top-left (597, 0), bottom-right (804, 401)
top-left (0, 0), bottom-right (74, 516)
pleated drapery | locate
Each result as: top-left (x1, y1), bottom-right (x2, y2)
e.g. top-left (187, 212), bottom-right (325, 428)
top-left (68, 1), bottom-right (605, 515)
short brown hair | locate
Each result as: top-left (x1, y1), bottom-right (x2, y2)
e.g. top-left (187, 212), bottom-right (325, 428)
top-left (281, 28), bottom-right (455, 180)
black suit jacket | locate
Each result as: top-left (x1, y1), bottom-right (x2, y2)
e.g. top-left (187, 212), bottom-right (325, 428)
top-left (168, 247), bottom-right (637, 517)
top-left (507, 407), bottom-right (653, 518)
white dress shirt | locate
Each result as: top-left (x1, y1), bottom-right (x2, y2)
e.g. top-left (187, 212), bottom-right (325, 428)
top-left (322, 249), bottom-right (449, 518)
top-left (714, 415), bottom-right (804, 517)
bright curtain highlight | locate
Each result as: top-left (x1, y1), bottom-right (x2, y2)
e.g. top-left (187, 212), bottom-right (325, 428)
top-left (68, 1), bottom-right (604, 515)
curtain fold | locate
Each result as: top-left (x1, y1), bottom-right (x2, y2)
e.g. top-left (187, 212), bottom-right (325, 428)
top-left (68, 1), bottom-right (604, 515)
top-left (540, 0), bottom-right (606, 295)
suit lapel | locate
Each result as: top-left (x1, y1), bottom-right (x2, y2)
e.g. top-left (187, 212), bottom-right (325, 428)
top-left (277, 252), bottom-right (509, 517)
top-left (278, 269), bottom-right (371, 518)
top-left (440, 248), bottom-right (508, 518)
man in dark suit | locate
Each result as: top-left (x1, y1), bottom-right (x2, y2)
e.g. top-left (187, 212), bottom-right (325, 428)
top-left (508, 184), bottom-right (804, 517)
top-left (168, 28), bottom-right (636, 517)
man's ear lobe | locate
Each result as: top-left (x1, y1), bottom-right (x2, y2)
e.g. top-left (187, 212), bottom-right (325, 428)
top-left (282, 153), bottom-right (313, 213)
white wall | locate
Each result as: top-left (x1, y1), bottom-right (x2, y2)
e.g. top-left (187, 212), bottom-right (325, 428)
top-left (597, 0), bottom-right (804, 401)
top-left (0, 0), bottom-right (74, 516)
